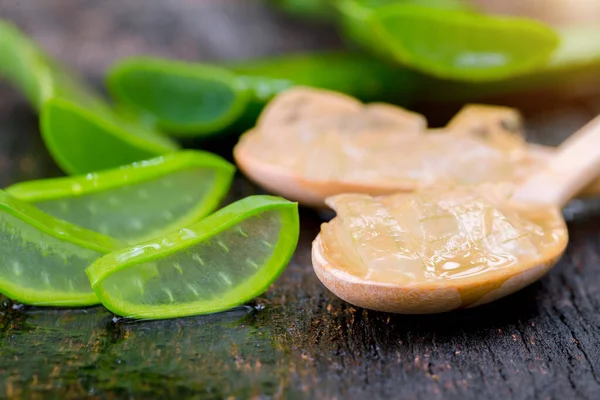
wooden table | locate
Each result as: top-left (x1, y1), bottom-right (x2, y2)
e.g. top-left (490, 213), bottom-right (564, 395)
top-left (1, 1), bottom-right (600, 399)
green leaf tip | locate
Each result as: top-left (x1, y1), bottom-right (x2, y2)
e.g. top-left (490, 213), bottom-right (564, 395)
top-left (107, 57), bottom-right (252, 137)
top-left (0, 19), bottom-right (179, 175)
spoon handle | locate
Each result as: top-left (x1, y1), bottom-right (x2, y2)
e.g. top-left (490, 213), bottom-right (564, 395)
top-left (526, 143), bottom-right (600, 198)
top-left (513, 114), bottom-right (600, 207)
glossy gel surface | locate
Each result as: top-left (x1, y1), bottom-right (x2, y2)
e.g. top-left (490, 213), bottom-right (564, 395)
top-left (0, 213), bottom-right (102, 305)
top-left (8, 152), bottom-right (235, 244)
top-left (320, 184), bottom-right (567, 284)
top-left (36, 169), bottom-right (218, 242)
top-left (86, 195), bottom-right (299, 320)
top-left (239, 91), bottom-right (539, 189)
top-left (0, 191), bottom-right (122, 306)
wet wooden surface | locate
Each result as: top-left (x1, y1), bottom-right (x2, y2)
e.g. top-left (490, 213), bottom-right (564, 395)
top-left (2, 1), bottom-right (600, 399)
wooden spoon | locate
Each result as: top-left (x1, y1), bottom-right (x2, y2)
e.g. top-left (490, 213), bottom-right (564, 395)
top-left (234, 88), bottom-right (600, 207)
top-left (312, 114), bottom-right (600, 314)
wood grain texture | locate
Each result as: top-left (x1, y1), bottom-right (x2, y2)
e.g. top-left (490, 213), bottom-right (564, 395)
top-left (1, 1), bottom-right (600, 399)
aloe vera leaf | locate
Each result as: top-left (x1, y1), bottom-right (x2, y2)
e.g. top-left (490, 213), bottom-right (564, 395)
top-left (106, 58), bottom-right (253, 137)
top-left (419, 28), bottom-right (600, 102)
top-left (0, 190), bottom-right (123, 306)
top-left (336, 0), bottom-right (559, 81)
top-left (107, 28), bottom-right (600, 138)
top-left (86, 195), bottom-right (299, 320)
top-left (7, 151), bottom-right (235, 244)
top-left (0, 20), bottom-right (179, 175)
top-left (107, 52), bottom-right (419, 137)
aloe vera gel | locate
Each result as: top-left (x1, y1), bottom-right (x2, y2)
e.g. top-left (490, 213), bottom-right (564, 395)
top-left (0, 191), bottom-right (122, 306)
top-left (8, 151), bottom-right (235, 243)
top-left (87, 196), bottom-right (299, 319)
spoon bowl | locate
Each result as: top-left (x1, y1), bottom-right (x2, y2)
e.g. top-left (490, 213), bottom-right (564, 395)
top-left (312, 113), bottom-right (600, 313)
top-left (311, 185), bottom-right (568, 314)
top-left (235, 88), bottom-right (600, 207)
top-left (312, 232), bottom-right (566, 314)
top-left (234, 131), bottom-right (416, 207)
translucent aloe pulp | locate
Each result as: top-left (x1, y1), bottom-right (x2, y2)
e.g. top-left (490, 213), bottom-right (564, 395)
top-left (0, 19), bottom-right (179, 175)
top-left (0, 190), bottom-right (123, 306)
top-left (7, 151), bottom-right (235, 244)
top-left (86, 195), bottom-right (300, 320)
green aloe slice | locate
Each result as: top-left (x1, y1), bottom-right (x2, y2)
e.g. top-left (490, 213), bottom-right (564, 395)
top-left (422, 27), bottom-right (600, 101)
top-left (108, 32), bottom-right (600, 138)
top-left (106, 53), bottom-right (418, 137)
top-left (0, 190), bottom-right (122, 306)
top-left (0, 19), bottom-right (179, 175)
top-left (7, 151), bottom-right (235, 244)
top-left (337, 0), bottom-right (559, 81)
top-left (106, 58), bottom-right (251, 136)
top-left (86, 195), bottom-right (299, 320)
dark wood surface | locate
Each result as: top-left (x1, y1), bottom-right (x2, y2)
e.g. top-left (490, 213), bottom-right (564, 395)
top-left (2, 1), bottom-right (600, 399)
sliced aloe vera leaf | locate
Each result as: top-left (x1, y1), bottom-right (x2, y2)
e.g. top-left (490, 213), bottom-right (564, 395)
top-left (0, 19), bottom-right (179, 175)
top-left (0, 190), bottom-right (123, 306)
top-left (107, 52), bottom-right (419, 137)
top-left (7, 151), bottom-right (235, 244)
top-left (337, 0), bottom-right (559, 81)
top-left (421, 27), bottom-right (600, 102)
top-left (86, 195), bottom-right (299, 320)
top-left (101, 29), bottom-right (600, 140)
top-left (107, 58), bottom-right (252, 137)
top-left (39, 98), bottom-right (179, 175)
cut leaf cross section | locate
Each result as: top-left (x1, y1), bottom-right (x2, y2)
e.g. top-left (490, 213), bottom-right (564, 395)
top-left (0, 191), bottom-right (123, 306)
top-left (86, 195), bottom-right (299, 320)
top-left (7, 151), bottom-right (235, 244)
